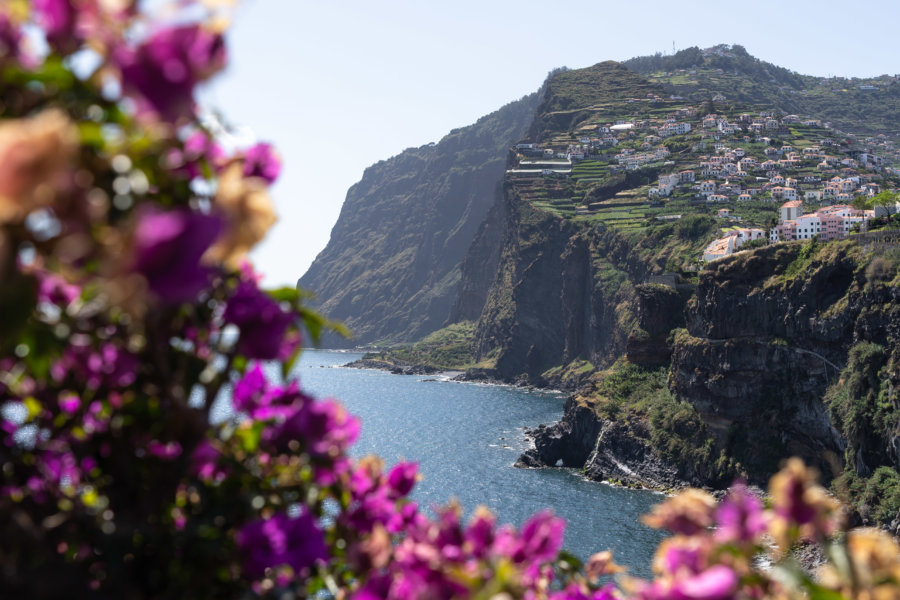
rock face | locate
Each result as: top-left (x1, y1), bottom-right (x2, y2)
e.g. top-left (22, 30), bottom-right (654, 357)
top-left (298, 93), bottom-right (540, 347)
top-left (625, 283), bottom-right (689, 366)
top-left (520, 241), bottom-right (900, 489)
top-left (669, 242), bottom-right (899, 482)
top-left (518, 397), bottom-right (687, 490)
top-left (464, 190), bottom-right (646, 382)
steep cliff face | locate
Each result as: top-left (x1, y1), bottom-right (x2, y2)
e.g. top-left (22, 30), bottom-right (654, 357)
top-left (468, 190), bottom-right (641, 382)
top-left (298, 92), bottom-right (540, 346)
top-left (669, 241), bottom-right (900, 482)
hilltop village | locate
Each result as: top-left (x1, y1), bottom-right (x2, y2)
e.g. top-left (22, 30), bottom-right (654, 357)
top-left (506, 98), bottom-right (900, 264)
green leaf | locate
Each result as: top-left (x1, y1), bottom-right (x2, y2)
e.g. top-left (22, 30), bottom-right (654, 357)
top-left (280, 343), bottom-right (302, 380)
top-left (555, 549), bottom-right (585, 571)
top-left (298, 305), bottom-right (350, 347)
top-left (78, 122), bottom-right (105, 149)
top-left (236, 422), bottom-right (263, 453)
top-left (266, 287), bottom-right (300, 304)
top-left (806, 583), bottom-right (848, 600)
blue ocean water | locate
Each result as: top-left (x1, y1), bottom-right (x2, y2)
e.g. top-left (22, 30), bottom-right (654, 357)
top-left (287, 349), bottom-right (665, 577)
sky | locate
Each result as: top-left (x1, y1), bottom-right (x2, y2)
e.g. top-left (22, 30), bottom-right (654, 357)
top-left (202, 0), bottom-right (900, 287)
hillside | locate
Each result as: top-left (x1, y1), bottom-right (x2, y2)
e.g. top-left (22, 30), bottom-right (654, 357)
top-left (624, 44), bottom-right (900, 138)
top-left (298, 91), bottom-right (540, 346)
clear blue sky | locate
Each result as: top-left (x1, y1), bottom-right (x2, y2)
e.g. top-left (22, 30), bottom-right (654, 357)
top-left (202, 0), bottom-right (900, 287)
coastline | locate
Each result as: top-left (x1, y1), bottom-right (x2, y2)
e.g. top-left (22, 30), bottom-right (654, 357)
top-left (342, 353), bottom-right (689, 495)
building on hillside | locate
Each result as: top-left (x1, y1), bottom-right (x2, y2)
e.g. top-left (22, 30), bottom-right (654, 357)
top-left (780, 200), bottom-right (802, 224)
top-left (702, 228), bottom-right (766, 262)
top-left (805, 190), bottom-right (823, 202)
top-left (771, 204), bottom-right (871, 242)
top-left (703, 236), bottom-right (736, 262)
top-left (699, 180), bottom-right (717, 197)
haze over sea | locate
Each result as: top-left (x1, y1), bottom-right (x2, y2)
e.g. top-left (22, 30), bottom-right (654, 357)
top-left (286, 349), bottom-right (666, 578)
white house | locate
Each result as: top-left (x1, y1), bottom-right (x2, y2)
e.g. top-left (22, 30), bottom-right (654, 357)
top-left (780, 200), bottom-right (802, 223)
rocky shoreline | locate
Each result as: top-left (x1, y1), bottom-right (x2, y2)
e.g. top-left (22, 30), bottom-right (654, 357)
top-left (514, 396), bottom-right (693, 493)
top-left (345, 357), bottom-right (562, 390)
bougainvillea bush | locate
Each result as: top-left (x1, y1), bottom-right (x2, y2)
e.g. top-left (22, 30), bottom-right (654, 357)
top-left (1, 2), bottom-right (899, 598)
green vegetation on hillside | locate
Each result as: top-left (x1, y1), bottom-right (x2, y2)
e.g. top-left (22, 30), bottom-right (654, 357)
top-left (369, 322), bottom-right (476, 370)
top-left (826, 338), bottom-right (900, 527)
top-left (625, 44), bottom-right (900, 138)
top-left (576, 361), bottom-right (738, 484)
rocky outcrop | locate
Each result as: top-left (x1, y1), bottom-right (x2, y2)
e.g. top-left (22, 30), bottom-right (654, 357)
top-left (517, 397), bottom-right (687, 490)
top-left (670, 332), bottom-right (846, 481)
top-left (625, 283), bottom-right (689, 366)
top-left (520, 240), bottom-right (900, 490)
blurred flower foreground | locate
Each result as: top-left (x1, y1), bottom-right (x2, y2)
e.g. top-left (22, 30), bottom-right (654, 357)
top-left (0, 2), bottom-right (898, 598)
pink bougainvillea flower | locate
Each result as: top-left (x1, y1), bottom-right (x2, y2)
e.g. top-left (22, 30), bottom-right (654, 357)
top-left (768, 458), bottom-right (842, 549)
top-left (671, 565), bottom-right (739, 600)
top-left (116, 24), bottom-right (226, 122)
top-left (190, 439), bottom-right (229, 482)
top-left (133, 207), bottom-right (222, 305)
top-left (147, 440), bottom-right (182, 460)
top-left (232, 362), bottom-right (268, 414)
top-left (386, 461), bottom-right (418, 499)
top-left (33, 0), bottom-right (78, 53)
top-left (58, 393), bottom-right (80, 414)
top-left (237, 510), bottom-right (327, 579)
top-left (181, 130), bottom-right (225, 177)
top-left (223, 281), bottom-right (294, 359)
top-left (715, 482), bottom-right (766, 545)
top-left (242, 143), bottom-right (281, 184)
top-left (51, 339), bottom-right (138, 390)
top-left (463, 506), bottom-right (496, 559)
top-left (264, 397), bottom-right (360, 459)
top-left (653, 536), bottom-right (708, 576)
top-left (495, 509), bottom-right (565, 566)
top-left (0, 13), bottom-right (23, 61)
top-left (550, 582), bottom-right (618, 600)
top-left (36, 270), bottom-right (80, 306)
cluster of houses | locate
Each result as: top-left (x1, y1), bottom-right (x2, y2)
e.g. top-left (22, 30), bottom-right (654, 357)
top-left (652, 139), bottom-right (887, 203)
top-left (770, 200), bottom-right (873, 242)
top-left (703, 198), bottom-right (887, 262)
